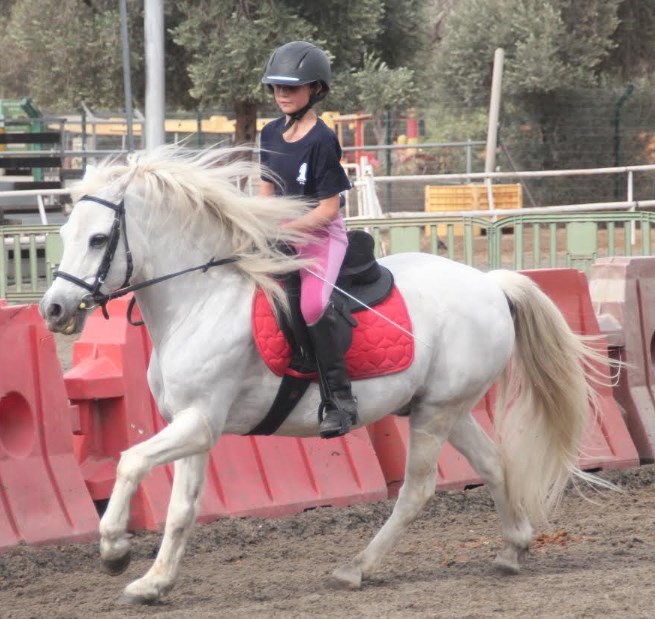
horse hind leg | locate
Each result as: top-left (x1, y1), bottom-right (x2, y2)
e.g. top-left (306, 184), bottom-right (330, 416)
top-left (448, 413), bottom-right (532, 574)
top-left (332, 405), bottom-right (454, 590)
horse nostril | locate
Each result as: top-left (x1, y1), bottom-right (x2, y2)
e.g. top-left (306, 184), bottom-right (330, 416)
top-left (47, 303), bottom-right (63, 319)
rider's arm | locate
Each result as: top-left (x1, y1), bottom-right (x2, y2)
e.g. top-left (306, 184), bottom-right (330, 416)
top-left (258, 179), bottom-right (275, 197)
top-left (283, 193), bottom-right (340, 232)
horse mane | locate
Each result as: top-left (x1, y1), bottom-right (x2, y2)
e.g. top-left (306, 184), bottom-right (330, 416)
top-left (73, 146), bottom-right (315, 309)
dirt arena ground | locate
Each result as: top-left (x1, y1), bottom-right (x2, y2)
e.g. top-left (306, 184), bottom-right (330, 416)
top-left (3, 338), bottom-right (655, 619)
top-left (2, 464), bottom-right (655, 619)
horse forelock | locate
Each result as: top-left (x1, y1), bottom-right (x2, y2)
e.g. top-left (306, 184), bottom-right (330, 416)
top-left (73, 146), bottom-right (314, 309)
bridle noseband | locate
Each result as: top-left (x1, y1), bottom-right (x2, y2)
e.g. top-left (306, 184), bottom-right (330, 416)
top-left (53, 194), bottom-right (238, 322)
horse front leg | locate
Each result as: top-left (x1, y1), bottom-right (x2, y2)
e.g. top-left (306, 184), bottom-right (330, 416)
top-left (119, 452), bottom-right (209, 605)
top-left (332, 409), bottom-right (449, 589)
top-left (99, 408), bottom-right (213, 582)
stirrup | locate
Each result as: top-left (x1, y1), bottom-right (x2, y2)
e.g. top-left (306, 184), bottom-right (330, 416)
top-left (318, 399), bottom-right (357, 439)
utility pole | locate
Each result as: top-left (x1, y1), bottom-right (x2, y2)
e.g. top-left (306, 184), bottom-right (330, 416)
top-left (119, 0), bottom-right (134, 152)
top-left (485, 48), bottom-right (504, 212)
top-left (144, 0), bottom-right (165, 150)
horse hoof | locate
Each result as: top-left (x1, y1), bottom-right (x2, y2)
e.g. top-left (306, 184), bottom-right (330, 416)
top-left (492, 555), bottom-right (520, 575)
top-left (102, 551), bottom-right (132, 576)
top-left (331, 564), bottom-right (363, 590)
top-left (117, 591), bottom-right (155, 606)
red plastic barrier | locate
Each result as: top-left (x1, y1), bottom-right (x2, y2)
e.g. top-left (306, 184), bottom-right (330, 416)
top-left (370, 269), bottom-right (638, 497)
top-left (67, 297), bottom-right (387, 530)
top-left (0, 302), bottom-right (98, 552)
top-left (522, 269), bottom-right (638, 470)
top-left (590, 257), bottom-right (655, 461)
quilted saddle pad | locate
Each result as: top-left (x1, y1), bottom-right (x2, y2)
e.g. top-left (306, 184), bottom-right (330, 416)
top-left (252, 285), bottom-right (414, 380)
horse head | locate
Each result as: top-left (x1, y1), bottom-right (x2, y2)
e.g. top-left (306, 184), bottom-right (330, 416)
top-left (40, 169), bottom-right (145, 334)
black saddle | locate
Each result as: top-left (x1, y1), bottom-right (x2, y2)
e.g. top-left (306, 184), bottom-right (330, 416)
top-left (279, 229), bottom-right (394, 375)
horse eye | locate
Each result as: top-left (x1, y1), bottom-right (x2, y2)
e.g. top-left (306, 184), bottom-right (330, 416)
top-left (89, 234), bottom-right (108, 249)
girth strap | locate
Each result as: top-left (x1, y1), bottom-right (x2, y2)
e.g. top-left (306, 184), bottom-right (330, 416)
top-left (245, 373), bottom-right (311, 436)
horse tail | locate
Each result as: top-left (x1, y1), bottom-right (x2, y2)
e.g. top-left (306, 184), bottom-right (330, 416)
top-left (488, 269), bottom-right (610, 525)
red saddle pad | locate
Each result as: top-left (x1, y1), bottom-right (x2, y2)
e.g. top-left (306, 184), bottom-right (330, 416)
top-left (252, 286), bottom-right (414, 380)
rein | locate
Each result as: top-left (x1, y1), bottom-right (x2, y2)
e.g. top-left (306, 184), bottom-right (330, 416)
top-left (54, 194), bottom-right (239, 324)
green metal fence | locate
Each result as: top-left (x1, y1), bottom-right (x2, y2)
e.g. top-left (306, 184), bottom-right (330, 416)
top-left (0, 224), bottom-right (62, 303)
top-left (2, 210), bottom-right (655, 303)
top-left (347, 209), bottom-right (655, 272)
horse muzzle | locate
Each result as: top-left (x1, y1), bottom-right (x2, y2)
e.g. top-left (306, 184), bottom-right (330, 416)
top-left (40, 290), bottom-right (92, 334)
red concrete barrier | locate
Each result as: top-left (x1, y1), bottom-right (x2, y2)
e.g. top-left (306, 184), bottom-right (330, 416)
top-left (67, 297), bottom-right (387, 530)
top-left (370, 269), bottom-right (638, 497)
top-left (0, 302), bottom-right (98, 551)
top-left (590, 257), bottom-right (655, 461)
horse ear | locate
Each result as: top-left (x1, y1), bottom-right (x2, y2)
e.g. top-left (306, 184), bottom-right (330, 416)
top-left (110, 165), bottom-right (139, 197)
top-left (82, 164), bottom-right (99, 181)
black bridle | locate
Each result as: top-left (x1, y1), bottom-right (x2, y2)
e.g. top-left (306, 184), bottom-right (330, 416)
top-left (54, 194), bottom-right (238, 323)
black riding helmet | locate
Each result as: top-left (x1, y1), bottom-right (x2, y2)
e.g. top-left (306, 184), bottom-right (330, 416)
top-left (262, 41), bottom-right (331, 131)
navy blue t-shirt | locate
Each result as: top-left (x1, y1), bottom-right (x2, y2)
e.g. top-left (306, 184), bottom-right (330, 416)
top-left (260, 117), bottom-right (351, 205)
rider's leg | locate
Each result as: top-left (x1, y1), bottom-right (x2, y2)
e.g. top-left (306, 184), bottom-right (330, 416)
top-left (299, 217), bottom-right (357, 438)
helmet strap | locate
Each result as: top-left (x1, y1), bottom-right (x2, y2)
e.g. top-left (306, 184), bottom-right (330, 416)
top-left (282, 84), bottom-right (326, 133)
top-left (283, 99), bottom-right (315, 132)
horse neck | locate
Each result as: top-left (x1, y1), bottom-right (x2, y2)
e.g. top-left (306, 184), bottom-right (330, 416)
top-left (131, 213), bottom-right (251, 347)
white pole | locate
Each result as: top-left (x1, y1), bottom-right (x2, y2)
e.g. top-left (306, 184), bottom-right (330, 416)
top-left (628, 170), bottom-right (636, 245)
top-left (144, 0), bottom-right (165, 150)
top-left (485, 48), bottom-right (504, 213)
top-left (118, 0), bottom-right (134, 152)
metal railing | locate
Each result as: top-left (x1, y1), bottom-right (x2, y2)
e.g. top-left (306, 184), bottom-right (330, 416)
top-left (2, 163), bottom-right (655, 303)
top-left (2, 207), bottom-right (654, 304)
top-left (346, 204), bottom-right (655, 271)
top-left (0, 224), bottom-right (62, 302)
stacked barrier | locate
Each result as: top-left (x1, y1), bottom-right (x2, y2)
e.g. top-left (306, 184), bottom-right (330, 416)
top-left (522, 269), bottom-right (638, 469)
top-left (369, 269), bottom-right (639, 497)
top-left (65, 297), bottom-right (387, 531)
top-left (590, 257), bottom-right (655, 461)
top-left (0, 301), bottom-right (98, 551)
top-left (0, 263), bottom-right (645, 550)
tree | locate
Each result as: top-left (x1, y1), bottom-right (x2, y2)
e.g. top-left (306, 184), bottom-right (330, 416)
top-left (0, 0), bottom-right (193, 113)
top-left (432, 0), bottom-right (622, 169)
top-left (173, 0), bottom-right (428, 143)
top-left (172, 0), bottom-right (383, 144)
top-left (435, 0), bottom-right (620, 101)
top-left (350, 54), bottom-right (418, 145)
top-left (0, 0), bottom-right (135, 109)
top-left (173, 1), bottom-right (318, 144)
top-left (600, 0), bottom-right (655, 81)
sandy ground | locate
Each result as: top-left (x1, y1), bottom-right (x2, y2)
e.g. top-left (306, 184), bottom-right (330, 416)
top-left (8, 317), bottom-right (650, 618)
top-left (1, 465), bottom-right (655, 619)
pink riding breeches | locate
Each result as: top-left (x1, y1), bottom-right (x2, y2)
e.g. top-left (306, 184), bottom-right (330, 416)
top-left (296, 216), bottom-right (348, 326)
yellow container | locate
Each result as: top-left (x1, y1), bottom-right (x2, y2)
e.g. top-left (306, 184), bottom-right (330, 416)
top-left (424, 183), bottom-right (522, 236)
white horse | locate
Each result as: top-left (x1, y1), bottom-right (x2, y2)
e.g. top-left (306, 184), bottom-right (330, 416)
top-left (41, 147), bottom-right (604, 605)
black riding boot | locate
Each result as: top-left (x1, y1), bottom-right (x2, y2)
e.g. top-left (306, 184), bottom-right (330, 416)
top-left (307, 304), bottom-right (358, 438)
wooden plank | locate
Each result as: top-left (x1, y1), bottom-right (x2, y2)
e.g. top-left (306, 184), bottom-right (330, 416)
top-left (0, 181), bottom-right (61, 191)
top-left (0, 132), bottom-right (61, 145)
top-left (0, 156), bottom-right (62, 169)
top-left (60, 169), bottom-right (85, 181)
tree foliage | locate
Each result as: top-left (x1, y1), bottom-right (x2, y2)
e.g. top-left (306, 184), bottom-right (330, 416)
top-left (172, 0), bottom-right (426, 141)
top-left (0, 0), bottom-right (192, 112)
top-left (600, 0), bottom-right (655, 81)
top-left (350, 55), bottom-right (418, 144)
top-left (434, 0), bottom-right (621, 103)
top-left (1, 0), bottom-right (652, 182)
top-left (430, 0), bottom-right (629, 171)
top-left (0, 0), bottom-right (129, 109)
